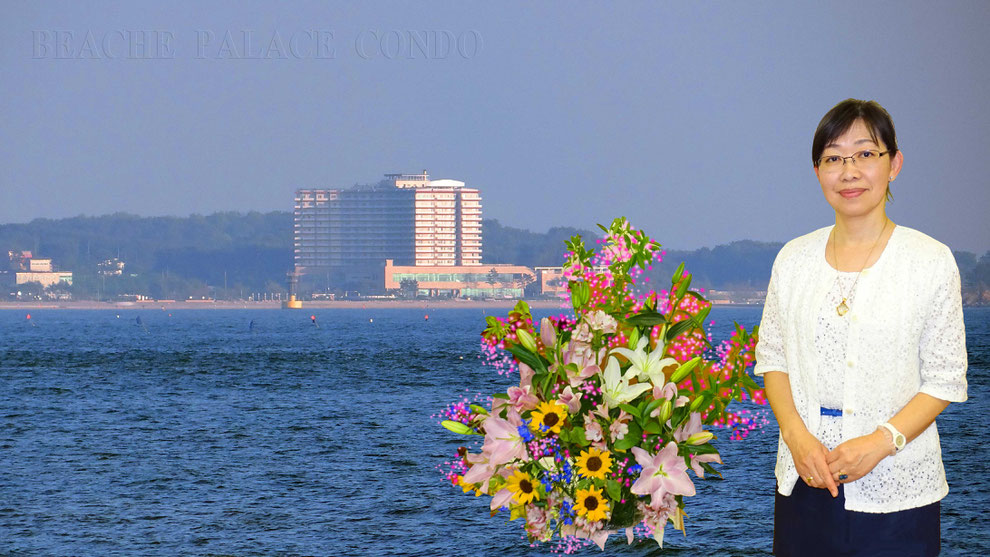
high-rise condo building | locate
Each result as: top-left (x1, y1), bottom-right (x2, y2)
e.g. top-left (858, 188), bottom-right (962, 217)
top-left (293, 171), bottom-right (483, 291)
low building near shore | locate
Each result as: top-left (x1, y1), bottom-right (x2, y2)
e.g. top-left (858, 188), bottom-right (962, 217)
top-left (7, 251), bottom-right (73, 290)
top-left (15, 271), bottom-right (73, 288)
top-left (384, 259), bottom-right (535, 298)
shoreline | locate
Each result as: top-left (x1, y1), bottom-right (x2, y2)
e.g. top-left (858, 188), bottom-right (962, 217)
top-left (0, 300), bottom-right (765, 310)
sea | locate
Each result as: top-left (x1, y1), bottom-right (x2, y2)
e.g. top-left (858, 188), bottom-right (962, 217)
top-left (1, 307), bottom-right (987, 556)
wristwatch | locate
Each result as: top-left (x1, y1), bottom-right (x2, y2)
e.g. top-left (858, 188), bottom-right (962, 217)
top-left (879, 422), bottom-right (906, 454)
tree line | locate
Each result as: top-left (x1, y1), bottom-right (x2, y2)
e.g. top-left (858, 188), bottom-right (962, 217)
top-left (1, 212), bottom-right (987, 303)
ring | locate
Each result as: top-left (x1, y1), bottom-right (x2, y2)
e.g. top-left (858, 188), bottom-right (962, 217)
top-left (839, 474), bottom-right (848, 481)
top-left (806, 476), bottom-right (814, 483)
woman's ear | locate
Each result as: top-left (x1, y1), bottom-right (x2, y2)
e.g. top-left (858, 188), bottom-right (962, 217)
top-left (889, 149), bottom-right (904, 181)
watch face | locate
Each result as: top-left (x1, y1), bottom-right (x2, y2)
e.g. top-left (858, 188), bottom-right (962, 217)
top-left (894, 434), bottom-right (906, 448)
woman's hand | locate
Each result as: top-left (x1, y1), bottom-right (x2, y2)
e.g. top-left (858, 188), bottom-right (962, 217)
top-left (784, 429), bottom-right (838, 497)
top-left (826, 429), bottom-right (890, 484)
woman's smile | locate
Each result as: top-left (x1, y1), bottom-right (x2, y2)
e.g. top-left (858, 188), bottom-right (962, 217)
top-left (839, 188), bottom-right (867, 199)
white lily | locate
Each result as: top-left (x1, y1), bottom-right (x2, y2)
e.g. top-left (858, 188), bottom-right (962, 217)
top-left (600, 356), bottom-right (652, 407)
top-left (611, 337), bottom-right (678, 385)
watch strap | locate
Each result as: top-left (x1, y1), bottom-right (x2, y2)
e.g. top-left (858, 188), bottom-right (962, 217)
top-left (879, 422), bottom-right (905, 453)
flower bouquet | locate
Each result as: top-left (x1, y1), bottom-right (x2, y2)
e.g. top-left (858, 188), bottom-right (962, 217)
top-left (441, 217), bottom-right (764, 551)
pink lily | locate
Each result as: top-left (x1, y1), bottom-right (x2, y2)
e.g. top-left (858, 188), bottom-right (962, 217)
top-left (630, 443), bottom-right (696, 506)
top-left (558, 385), bottom-right (582, 414)
top-left (609, 409), bottom-right (632, 442)
top-left (518, 362), bottom-right (535, 388)
top-left (490, 486), bottom-right (514, 511)
top-left (566, 363), bottom-right (600, 388)
top-left (689, 452), bottom-right (722, 479)
top-left (482, 414), bottom-right (526, 466)
top-left (506, 385), bottom-right (539, 412)
top-left (672, 412), bottom-right (703, 442)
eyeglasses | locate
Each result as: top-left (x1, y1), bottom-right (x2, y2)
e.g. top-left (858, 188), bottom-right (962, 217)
top-left (817, 150), bottom-right (889, 171)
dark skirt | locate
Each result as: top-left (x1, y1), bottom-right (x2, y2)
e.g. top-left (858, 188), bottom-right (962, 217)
top-left (773, 481), bottom-right (940, 556)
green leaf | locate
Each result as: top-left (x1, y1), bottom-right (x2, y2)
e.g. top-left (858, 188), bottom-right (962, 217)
top-left (614, 422), bottom-right (642, 450)
top-left (605, 479), bottom-right (622, 502)
top-left (571, 426), bottom-right (590, 447)
top-left (665, 319), bottom-right (695, 343)
top-left (618, 403), bottom-right (641, 418)
top-left (558, 428), bottom-right (570, 443)
top-left (441, 420), bottom-right (478, 435)
top-left (685, 290), bottom-right (708, 303)
top-left (672, 262), bottom-right (685, 283)
top-left (700, 462), bottom-right (723, 479)
top-left (621, 311), bottom-right (668, 327)
top-left (505, 344), bottom-right (548, 375)
top-left (492, 393), bottom-right (510, 400)
top-left (669, 406), bottom-right (689, 429)
top-left (643, 399), bottom-right (664, 419)
top-left (685, 442), bottom-right (720, 455)
top-left (694, 305), bottom-right (712, 327)
top-left (643, 419), bottom-right (662, 434)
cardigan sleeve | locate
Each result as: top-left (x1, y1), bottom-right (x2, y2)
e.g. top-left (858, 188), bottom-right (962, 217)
top-left (917, 247), bottom-right (968, 402)
top-left (754, 256), bottom-right (787, 376)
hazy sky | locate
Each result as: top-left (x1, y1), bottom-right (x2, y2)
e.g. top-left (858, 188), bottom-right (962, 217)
top-left (2, 1), bottom-right (988, 252)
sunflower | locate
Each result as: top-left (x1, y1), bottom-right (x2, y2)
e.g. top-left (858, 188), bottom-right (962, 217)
top-left (573, 486), bottom-right (610, 522)
top-left (506, 469), bottom-right (541, 505)
top-left (576, 447), bottom-right (613, 480)
top-left (456, 476), bottom-right (482, 497)
top-left (530, 400), bottom-right (568, 435)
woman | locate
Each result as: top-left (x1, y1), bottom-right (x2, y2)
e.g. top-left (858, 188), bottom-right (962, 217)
top-left (754, 99), bottom-right (967, 556)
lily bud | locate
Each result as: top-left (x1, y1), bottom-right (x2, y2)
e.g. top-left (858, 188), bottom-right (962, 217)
top-left (539, 317), bottom-right (557, 348)
top-left (669, 357), bottom-right (701, 384)
top-left (659, 399), bottom-right (673, 422)
top-left (686, 431), bottom-right (714, 445)
top-left (627, 326), bottom-right (640, 349)
top-left (675, 273), bottom-right (692, 297)
top-left (689, 394), bottom-right (707, 412)
top-left (515, 328), bottom-right (538, 353)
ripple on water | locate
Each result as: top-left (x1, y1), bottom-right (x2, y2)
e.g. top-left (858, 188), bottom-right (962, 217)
top-left (0, 308), bottom-right (987, 555)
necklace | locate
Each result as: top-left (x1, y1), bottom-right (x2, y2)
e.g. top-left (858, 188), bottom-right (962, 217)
top-left (831, 218), bottom-right (889, 316)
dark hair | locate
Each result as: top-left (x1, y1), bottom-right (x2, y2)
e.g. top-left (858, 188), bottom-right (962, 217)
top-left (812, 98), bottom-right (897, 201)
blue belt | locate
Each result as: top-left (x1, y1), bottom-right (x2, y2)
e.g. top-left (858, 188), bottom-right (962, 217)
top-left (820, 407), bottom-right (842, 417)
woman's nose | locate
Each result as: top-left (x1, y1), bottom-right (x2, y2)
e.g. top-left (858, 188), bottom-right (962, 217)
top-left (839, 159), bottom-right (861, 180)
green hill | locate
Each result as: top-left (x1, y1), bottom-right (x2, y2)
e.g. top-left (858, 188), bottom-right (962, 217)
top-left (1, 212), bottom-right (986, 302)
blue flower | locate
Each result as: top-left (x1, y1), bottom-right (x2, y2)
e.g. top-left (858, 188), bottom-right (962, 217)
top-left (560, 500), bottom-right (575, 525)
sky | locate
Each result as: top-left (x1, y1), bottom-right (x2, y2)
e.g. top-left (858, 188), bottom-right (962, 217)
top-left (2, 1), bottom-right (989, 252)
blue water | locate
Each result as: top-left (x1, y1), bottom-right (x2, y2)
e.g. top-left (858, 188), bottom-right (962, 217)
top-left (1, 308), bottom-right (987, 556)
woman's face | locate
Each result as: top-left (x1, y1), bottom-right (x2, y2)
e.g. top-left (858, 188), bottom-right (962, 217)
top-left (814, 119), bottom-right (903, 221)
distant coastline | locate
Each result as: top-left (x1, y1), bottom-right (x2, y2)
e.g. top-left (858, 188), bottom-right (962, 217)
top-left (0, 300), bottom-right (767, 311)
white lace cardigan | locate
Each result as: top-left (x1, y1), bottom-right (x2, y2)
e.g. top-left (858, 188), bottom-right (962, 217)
top-left (754, 224), bottom-right (968, 513)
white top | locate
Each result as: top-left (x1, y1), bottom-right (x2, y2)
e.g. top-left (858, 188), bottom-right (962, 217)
top-left (815, 272), bottom-right (859, 450)
top-left (754, 225), bottom-right (968, 513)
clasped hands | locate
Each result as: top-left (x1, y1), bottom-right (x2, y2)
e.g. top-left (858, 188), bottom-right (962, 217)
top-left (785, 429), bottom-right (890, 498)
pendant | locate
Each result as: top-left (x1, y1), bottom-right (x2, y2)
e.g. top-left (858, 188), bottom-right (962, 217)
top-left (836, 299), bottom-right (849, 316)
